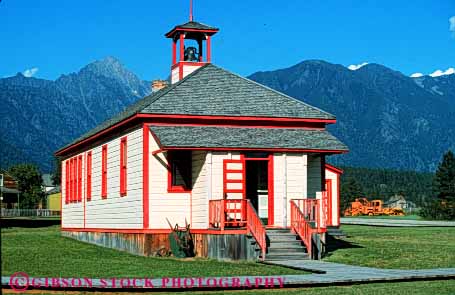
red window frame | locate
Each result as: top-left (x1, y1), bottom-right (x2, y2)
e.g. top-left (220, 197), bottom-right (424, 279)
top-left (120, 137), bottom-right (127, 196)
top-left (70, 158), bottom-right (75, 203)
top-left (65, 161), bottom-right (69, 204)
top-left (86, 151), bottom-right (92, 201)
top-left (167, 150), bottom-right (192, 193)
top-left (101, 144), bottom-right (108, 199)
top-left (78, 155), bottom-right (83, 202)
top-left (72, 157), bottom-right (77, 203)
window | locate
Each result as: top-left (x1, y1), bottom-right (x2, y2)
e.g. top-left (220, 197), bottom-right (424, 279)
top-left (101, 145), bottom-right (108, 199)
top-left (65, 161), bottom-right (69, 204)
top-left (86, 151), bottom-right (92, 201)
top-left (71, 158), bottom-right (75, 202)
top-left (78, 155), bottom-right (83, 202)
top-left (120, 137), bottom-right (127, 196)
top-left (167, 150), bottom-right (192, 192)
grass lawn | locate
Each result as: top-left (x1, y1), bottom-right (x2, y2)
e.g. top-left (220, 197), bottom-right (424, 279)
top-left (343, 214), bottom-right (422, 220)
top-left (2, 280), bottom-right (455, 295)
top-left (325, 225), bottom-right (455, 269)
top-left (1, 226), bottom-right (304, 278)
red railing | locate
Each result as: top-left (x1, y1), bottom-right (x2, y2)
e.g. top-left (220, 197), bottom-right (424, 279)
top-left (290, 194), bottom-right (328, 258)
top-left (290, 200), bottom-right (315, 257)
top-left (245, 200), bottom-right (266, 260)
top-left (208, 199), bottom-right (266, 260)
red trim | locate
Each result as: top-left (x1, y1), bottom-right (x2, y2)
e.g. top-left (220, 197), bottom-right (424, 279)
top-left (55, 114), bottom-right (336, 157)
top-left (142, 124), bottom-right (149, 228)
top-left (101, 145), bottom-right (107, 199)
top-left (120, 137), bottom-right (127, 196)
top-left (326, 179), bottom-right (333, 226)
top-left (164, 147), bottom-right (347, 154)
top-left (86, 151), bottom-right (92, 201)
top-left (152, 149), bottom-right (163, 155)
top-left (337, 172), bottom-right (341, 226)
top-left (65, 161), bottom-right (69, 204)
top-left (179, 33), bottom-right (184, 62)
top-left (325, 163), bottom-right (344, 174)
top-left (83, 154), bottom-right (86, 228)
top-left (61, 228), bottom-right (247, 235)
top-left (78, 155), bottom-right (82, 202)
top-left (171, 61), bottom-right (207, 70)
top-left (70, 158), bottom-right (75, 202)
top-left (243, 156), bottom-right (274, 226)
top-left (138, 114), bottom-right (336, 124)
top-left (61, 162), bottom-right (64, 229)
top-left (268, 154), bottom-right (274, 226)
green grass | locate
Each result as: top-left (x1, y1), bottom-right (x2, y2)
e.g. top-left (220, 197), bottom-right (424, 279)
top-left (343, 214), bottom-right (422, 220)
top-left (1, 226), bottom-right (304, 278)
top-left (3, 280), bottom-right (455, 295)
top-left (325, 225), bottom-right (455, 269)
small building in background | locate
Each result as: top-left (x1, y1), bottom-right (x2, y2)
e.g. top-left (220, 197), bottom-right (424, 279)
top-left (384, 195), bottom-right (417, 213)
top-left (46, 186), bottom-right (61, 211)
top-left (42, 174), bottom-right (56, 193)
top-left (0, 170), bottom-right (20, 209)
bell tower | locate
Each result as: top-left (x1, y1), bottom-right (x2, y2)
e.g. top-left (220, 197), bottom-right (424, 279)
top-left (165, 1), bottom-right (219, 84)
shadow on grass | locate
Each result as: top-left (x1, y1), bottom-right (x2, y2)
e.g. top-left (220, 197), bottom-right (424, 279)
top-left (324, 234), bottom-right (363, 258)
top-left (0, 218), bottom-right (60, 228)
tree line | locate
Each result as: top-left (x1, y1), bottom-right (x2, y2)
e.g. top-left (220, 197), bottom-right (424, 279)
top-left (340, 150), bottom-right (455, 220)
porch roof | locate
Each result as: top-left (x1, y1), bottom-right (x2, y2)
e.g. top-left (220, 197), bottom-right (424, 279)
top-left (149, 125), bottom-right (348, 152)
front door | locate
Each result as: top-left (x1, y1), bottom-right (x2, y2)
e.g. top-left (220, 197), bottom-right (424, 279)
top-left (222, 155), bottom-right (274, 226)
top-left (246, 160), bottom-right (269, 224)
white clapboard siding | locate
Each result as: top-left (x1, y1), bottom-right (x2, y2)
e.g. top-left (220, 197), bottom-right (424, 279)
top-left (273, 153), bottom-right (308, 227)
top-left (210, 152), bottom-right (241, 201)
top-left (61, 128), bottom-right (143, 229)
top-left (325, 168), bottom-right (340, 226)
top-left (191, 151), bottom-right (208, 229)
top-left (148, 134), bottom-right (191, 228)
top-left (61, 151), bottom-right (85, 228)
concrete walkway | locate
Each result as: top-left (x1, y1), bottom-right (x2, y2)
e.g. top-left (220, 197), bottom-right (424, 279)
top-left (341, 218), bottom-right (455, 227)
top-left (3, 261), bottom-right (455, 292)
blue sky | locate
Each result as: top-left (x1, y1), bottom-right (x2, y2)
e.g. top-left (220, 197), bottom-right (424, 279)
top-left (1, 0), bottom-right (454, 80)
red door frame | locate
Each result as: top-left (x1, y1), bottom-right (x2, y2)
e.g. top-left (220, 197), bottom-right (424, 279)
top-left (243, 155), bottom-right (274, 226)
top-left (325, 179), bottom-right (333, 226)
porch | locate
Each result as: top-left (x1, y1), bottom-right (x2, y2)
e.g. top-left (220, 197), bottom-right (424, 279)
top-left (208, 194), bottom-right (328, 260)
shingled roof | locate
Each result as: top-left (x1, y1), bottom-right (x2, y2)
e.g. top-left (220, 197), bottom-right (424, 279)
top-left (58, 64), bottom-right (336, 152)
top-left (149, 125), bottom-right (348, 152)
top-left (165, 21), bottom-right (219, 37)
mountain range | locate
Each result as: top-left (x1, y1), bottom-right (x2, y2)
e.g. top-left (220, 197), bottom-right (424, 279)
top-left (248, 61), bottom-right (455, 171)
top-left (0, 57), bottom-right (150, 172)
top-left (0, 58), bottom-right (454, 172)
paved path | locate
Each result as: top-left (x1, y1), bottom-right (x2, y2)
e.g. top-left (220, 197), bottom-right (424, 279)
top-left (263, 260), bottom-right (455, 285)
top-left (341, 218), bottom-right (455, 227)
top-left (3, 261), bottom-right (455, 291)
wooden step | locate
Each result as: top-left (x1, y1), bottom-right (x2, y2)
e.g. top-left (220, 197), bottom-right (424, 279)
top-left (264, 252), bottom-right (309, 261)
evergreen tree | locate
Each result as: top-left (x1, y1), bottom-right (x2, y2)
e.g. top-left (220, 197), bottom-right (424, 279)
top-left (51, 157), bottom-right (61, 186)
top-left (433, 150), bottom-right (455, 203)
top-left (8, 164), bottom-right (45, 209)
top-left (340, 177), bottom-right (364, 212)
top-left (420, 150), bottom-right (455, 220)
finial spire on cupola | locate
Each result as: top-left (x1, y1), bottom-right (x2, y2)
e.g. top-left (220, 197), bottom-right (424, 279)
top-left (165, 1), bottom-right (219, 84)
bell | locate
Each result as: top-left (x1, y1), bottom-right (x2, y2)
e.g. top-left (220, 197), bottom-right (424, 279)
top-left (184, 46), bottom-right (198, 62)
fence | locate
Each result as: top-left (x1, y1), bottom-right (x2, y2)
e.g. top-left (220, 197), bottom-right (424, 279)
top-left (1, 209), bottom-right (61, 218)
